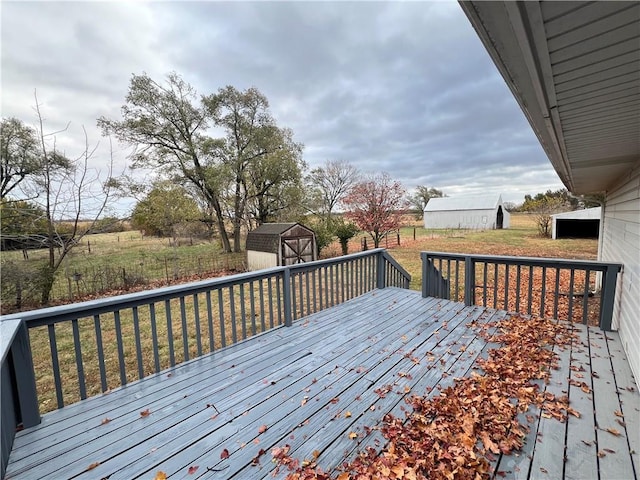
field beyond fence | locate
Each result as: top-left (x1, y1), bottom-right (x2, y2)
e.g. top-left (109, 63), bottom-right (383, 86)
top-left (1, 233), bottom-right (245, 313)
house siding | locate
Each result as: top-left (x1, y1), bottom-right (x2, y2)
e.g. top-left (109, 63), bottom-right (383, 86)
top-left (601, 159), bottom-right (640, 381)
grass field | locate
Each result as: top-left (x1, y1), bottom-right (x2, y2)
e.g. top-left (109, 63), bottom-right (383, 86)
top-left (324, 213), bottom-right (598, 291)
top-left (11, 213), bottom-right (599, 414)
top-left (1, 233), bottom-right (245, 312)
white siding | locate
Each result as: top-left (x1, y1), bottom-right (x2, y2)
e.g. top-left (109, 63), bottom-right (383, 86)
top-left (247, 251), bottom-right (278, 271)
top-left (600, 159), bottom-right (640, 381)
top-left (424, 209), bottom-right (497, 230)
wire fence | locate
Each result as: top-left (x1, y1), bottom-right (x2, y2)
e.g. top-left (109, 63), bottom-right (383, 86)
top-left (1, 251), bottom-right (246, 313)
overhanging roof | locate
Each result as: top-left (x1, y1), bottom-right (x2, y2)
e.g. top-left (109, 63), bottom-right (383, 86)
top-left (460, 1), bottom-right (640, 194)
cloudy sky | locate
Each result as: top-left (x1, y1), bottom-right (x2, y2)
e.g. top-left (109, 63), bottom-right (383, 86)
top-left (1, 1), bottom-right (565, 215)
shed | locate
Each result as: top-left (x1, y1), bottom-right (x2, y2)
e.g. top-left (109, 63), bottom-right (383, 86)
top-left (246, 223), bottom-right (317, 270)
top-left (551, 207), bottom-right (601, 240)
top-left (423, 194), bottom-right (510, 230)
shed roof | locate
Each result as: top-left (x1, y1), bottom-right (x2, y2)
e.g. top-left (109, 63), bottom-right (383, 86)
top-left (424, 194), bottom-right (503, 212)
top-left (248, 223), bottom-right (300, 236)
top-left (552, 207), bottom-right (601, 220)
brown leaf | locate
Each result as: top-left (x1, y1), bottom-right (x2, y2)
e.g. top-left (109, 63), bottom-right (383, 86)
top-left (258, 424), bottom-right (268, 433)
top-left (348, 432), bottom-right (358, 440)
top-left (100, 418), bottom-right (111, 425)
top-left (187, 465), bottom-right (199, 474)
top-left (86, 462), bottom-right (100, 471)
top-left (140, 408), bottom-right (151, 417)
top-left (605, 427), bottom-right (622, 436)
top-left (603, 448), bottom-right (616, 454)
top-left (598, 450), bottom-right (607, 458)
top-left (154, 472), bottom-right (167, 480)
top-left (614, 410), bottom-right (624, 417)
top-left (220, 448), bottom-right (230, 459)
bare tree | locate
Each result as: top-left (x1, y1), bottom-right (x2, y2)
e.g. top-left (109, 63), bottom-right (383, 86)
top-left (32, 93), bottom-right (116, 304)
top-left (306, 160), bottom-right (359, 220)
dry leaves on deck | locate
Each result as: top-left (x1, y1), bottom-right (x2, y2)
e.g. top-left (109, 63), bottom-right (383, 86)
top-left (272, 314), bottom-right (578, 479)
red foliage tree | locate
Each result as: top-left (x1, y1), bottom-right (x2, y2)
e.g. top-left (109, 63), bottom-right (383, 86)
top-left (343, 173), bottom-right (407, 248)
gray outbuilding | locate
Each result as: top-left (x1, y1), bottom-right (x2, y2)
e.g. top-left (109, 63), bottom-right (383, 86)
top-left (423, 194), bottom-right (510, 230)
top-left (551, 207), bottom-right (601, 240)
top-left (246, 223), bottom-right (317, 271)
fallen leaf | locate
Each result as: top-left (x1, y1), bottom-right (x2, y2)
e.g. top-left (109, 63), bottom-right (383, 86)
top-left (605, 427), bottom-right (621, 436)
top-left (614, 410), bottom-right (624, 417)
top-left (258, 424), bottom-right (268, 433)
top-left (603, 448), bottom-right (616, 454)
top-left (140, 409), bottom-right (151, 417)
top-left (100, 418), bottom-right (111, 425)
top-left (344, 411), bottom-right (352, 418)
top-left (86, 462), bottom-right (100, 471)
top-left (348, 432), bottom-right (358, 440)
top-left (598, 450), bottom-right (606, 458)
top-left (154, 472), bottom-right (167, 480)
top-left (220, 448), bottom-right (230, 459)
top-left (301, 396), bottom-right (308, 406)
top-left (187, 465), bottom-right (199, 474)
top-left (337, 473), bottom-right (349, 480)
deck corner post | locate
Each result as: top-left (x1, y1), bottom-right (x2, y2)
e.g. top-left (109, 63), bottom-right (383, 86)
top-left (12, 321), bottom-right (41, 428)
top-left (283, 268), bottom-right (293, 327)
top-left (599, 264), bottom-right (620, 331)
top-left (421, 252), bottom-right (428, 298)
top-left (464, 256), bottom-right (475, 307)
top-left (376, 251), bottom-right (386, 289)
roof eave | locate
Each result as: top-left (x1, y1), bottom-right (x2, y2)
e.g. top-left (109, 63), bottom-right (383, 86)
top-left (459, 1), bottom-right (575, 191)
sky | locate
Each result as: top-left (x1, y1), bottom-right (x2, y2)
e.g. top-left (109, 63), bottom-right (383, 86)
top-left (1, 1), bottom-right (566, 216)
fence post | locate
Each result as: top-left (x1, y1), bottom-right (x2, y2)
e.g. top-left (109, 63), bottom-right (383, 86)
top-left (10, 321), bottom-right (40, 428)
top-left (599, 264), bottom-right (620, 331)
top-left (421, 252), bottom-right (428, 298)
top-left (283, 268), bottom-right (293, 327)
top-left (376, 252), bottom-right (386, 289)
top-left (464, 256), bottom-right (475, 306)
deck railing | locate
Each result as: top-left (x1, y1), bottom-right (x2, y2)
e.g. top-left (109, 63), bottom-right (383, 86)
top-left (421, 251), bottom-right (621, 330)
top-left (0, 248), bottom-right (409, 474)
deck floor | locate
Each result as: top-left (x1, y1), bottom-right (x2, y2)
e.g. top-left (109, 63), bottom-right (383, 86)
top-left (5, 288), bottom-right (639, 480)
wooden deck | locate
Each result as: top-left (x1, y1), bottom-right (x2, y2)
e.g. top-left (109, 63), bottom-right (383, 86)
top-left (5, 288), bottom-right (638, 480)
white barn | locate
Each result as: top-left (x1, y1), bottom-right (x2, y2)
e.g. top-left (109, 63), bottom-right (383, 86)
top-left (423, 194), bottom-right (510, 230)
top-left (461, 2), bottom-right (639, 380)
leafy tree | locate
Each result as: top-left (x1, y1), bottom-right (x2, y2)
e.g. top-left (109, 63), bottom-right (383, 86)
top-left (0, 117), bottom-right (42, 200)
top-left (305, 160), bottom-right (359, 219)
top-left (131, 182), bottom-right (201, 237)
top-left (0, 198), bottom-right (47, 234)
top-left (100, 73), bottom-right (303, 253)
top-left (244, 129), bottom-right (305, 226)
top-left (333, 218), bottom-right (359, 255)
top-left (409, 185), bottom-right (444, 213)
top-left (343, 173), bottom-right (408, 248)
top-left (98, 73), bottom-right (233, 251)
top-left (202, 86), bottom-right (303, 251)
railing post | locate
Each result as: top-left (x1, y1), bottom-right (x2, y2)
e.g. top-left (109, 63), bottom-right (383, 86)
top-left (283, 268), bottom-right (293, 326)
top-left (376, 252), bottom-right (386, 289)
top-left (599, 264), bottom-right (620, 331)
top-left (464, 256), bottom-right (475, 306)
top-left (421, 252), bottom-right (428, 298)
top-left (10, 321), bottom-right (40, 427)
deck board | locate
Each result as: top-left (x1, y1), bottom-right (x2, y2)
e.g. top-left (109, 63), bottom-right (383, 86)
top-left (5, 288), bottom-right (639, 480)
